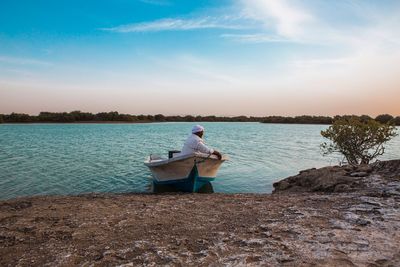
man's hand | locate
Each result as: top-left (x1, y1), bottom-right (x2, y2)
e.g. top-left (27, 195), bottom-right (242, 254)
top-left (212, 150), bottom-right (222, 160)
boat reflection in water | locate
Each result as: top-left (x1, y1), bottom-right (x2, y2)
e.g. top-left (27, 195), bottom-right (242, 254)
top-left (144, 151), bottom-right (227, 193)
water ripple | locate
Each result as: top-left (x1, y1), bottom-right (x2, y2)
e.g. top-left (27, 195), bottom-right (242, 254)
top-left (0, 123), bottom-right (399, 199)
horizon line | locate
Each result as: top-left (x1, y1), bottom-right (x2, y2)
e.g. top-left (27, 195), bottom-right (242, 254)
top-left (1, 111), bottom-right (399, 118)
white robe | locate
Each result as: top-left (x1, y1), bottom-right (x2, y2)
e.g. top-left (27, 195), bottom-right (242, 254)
top-left (180, 134), bottom-right (214, 155)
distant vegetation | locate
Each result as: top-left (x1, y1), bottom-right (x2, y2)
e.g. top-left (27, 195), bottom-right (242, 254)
top-left (0, 111), bottom-right (399, 125)
top-left (321, 116), bottom-right (398, 165)
top-left (0, 111), bottom-right (262, 123)
top-left (261, 115), bottom-right (333, 124)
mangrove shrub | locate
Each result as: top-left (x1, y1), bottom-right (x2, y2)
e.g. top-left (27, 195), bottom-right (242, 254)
top-left (321, 116), bottom-right (398, 165)
top-left (375, 114), bottom-right (394, 124)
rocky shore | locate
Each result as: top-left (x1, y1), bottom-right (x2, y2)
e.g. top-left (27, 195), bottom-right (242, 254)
top-left (1, 160), bottom-right (400, 266)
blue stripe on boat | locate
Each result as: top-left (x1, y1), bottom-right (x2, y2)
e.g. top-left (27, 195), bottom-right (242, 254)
top-left (152, 165), bottom-right (215, 192)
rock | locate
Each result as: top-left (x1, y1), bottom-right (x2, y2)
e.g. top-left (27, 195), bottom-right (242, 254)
top-left (356, 165), bottom-right (373, 173)
top-left (355, 218), bottom-right (371, 226)
top-left (359, 197), bottom-right (382, 207)
top-left (344, 165), bottom-right (356, 172)
top-left (273, 160), bottom-right (400, 194)
top-left (262, 231), bottom-right (272, 238)
top-left (0, 201), bottom-right (32, 211)
top-left (299, 168), bottom-right (316, 174)
top-left (330, 219), bottom-right (350, 230)
top-left (273, 180), bottom-right (291, 191)
top-left (372, 160), bottom-right (400, 178)
top-left (273, 165), bottom-right (354, 193)
top-left (245, 255), bottom-right (262, 263)
top-left (0, 235), bottom-right (16, 247)
top-left (344, 212), bottom-right (360, 224)
top-left (334, 184), bottom-right (351, 192)
top-left (350, 172), bottom-right (368, 177)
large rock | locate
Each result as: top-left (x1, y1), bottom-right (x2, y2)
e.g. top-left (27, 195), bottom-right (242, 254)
top-left (273, 160), bottom-right (400, 193)
top-left (372, 160), bottom-right (400, 178)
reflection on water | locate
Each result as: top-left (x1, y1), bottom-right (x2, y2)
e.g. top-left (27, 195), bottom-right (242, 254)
top-left (152, 181), bottom-right (214, 193)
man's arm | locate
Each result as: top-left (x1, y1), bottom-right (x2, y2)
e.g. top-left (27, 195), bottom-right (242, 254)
top-left (196, 141), bottom-right (214, 154)
top-left (212, 150), bottom-right (222, 160)
top-left (196, 142), bottom-right (222, 159)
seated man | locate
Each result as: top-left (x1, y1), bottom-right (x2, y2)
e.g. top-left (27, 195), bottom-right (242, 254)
top-left (181, 125), bottom-right (222, 160)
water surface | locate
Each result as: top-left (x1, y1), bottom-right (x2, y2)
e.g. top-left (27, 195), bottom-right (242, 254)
top-left (0, 122), bottom-right (399, 199)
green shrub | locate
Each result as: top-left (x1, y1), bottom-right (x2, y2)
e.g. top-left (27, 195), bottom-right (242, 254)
top-left (154, 114), bottom-right (165, 121)
top-left (375, 114), bottom-right (394, 124)
top-left (321, 116), bottom-right (398, 165)
top-left (393, 116), bottom-right (400, 126)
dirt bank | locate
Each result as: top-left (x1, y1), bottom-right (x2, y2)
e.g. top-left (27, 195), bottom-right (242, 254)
top-left (1, 160), bottom-right (400, 266)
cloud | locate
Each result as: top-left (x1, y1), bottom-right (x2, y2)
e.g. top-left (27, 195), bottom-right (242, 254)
top-left (289, 57), bottom-right (353, 69)
top-left (0, 55), bottom-right (53, 67)
top-left (139, 0), bottom-right (171, 6)
top-left (148, 53), bottom-right (241, 85)
top-left (241, 0), bottom-right (313, 38)
top-left (220, 33), bottom-right (296, 43)
top-left (234, 0), bottom-right (400, 50)
top-left (101, 17), bottom-right (245, 33)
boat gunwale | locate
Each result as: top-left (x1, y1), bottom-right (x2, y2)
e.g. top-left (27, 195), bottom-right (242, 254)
top-left (144, 152), bottom-right (228, 167)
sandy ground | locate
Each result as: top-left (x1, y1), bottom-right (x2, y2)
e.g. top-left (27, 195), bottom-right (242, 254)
top-left (1, 161), bottom-right (400, 266)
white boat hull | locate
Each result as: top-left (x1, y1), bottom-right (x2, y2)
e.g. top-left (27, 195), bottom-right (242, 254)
top-left (144, 153), bottom-right (227, 183)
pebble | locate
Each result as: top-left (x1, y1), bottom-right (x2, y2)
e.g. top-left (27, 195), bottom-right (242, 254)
top-left (350, 172), bottom-right (368, 177)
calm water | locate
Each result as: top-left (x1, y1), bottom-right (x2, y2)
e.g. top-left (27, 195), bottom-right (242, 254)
top-left (0, 122), bottom-right (399, 199)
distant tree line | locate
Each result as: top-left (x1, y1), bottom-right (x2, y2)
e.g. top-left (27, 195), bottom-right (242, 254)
top-left (0, 111), bottom-right (399, 125)
top-left (260, 115), bottom-right (333, 124)
top-left (261, 114), bottom-right (400, 125)
top-left (262, 114), bottom-right (400, 125)
top-left (0, 111), bottom-right (262, 123)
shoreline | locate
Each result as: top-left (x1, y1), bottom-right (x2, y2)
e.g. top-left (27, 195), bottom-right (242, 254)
top-left (0, 121), bottom-right (333, 125)
top-left (2, 121), bottom-right (400, 126)
top-left (1, 160), bottom-right (399, 266)
top-left (2, 114), bottom-right (399, 125)
top-left (0, 121), bottom-right (156, 125)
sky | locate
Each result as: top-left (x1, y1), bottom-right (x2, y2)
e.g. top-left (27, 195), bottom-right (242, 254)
top-left (0, 0), bottom-right (399, 116)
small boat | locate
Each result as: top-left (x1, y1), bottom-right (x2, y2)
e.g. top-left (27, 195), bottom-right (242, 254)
top-left (144, 151), bottom-right (228, 192)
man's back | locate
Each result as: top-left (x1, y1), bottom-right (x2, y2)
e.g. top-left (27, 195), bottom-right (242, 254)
top-left (181, 134), bottom-right (214, 155)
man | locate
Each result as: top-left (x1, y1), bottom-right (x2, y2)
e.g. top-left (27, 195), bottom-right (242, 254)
top-left (181, 125), bottom-right (222, 160)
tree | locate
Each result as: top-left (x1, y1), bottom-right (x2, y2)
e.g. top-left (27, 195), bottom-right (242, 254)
top-left (359, 115), bottom-right (372, 122)
top-left (321, 116), bottom-right (398, 165)
top-left (154, 114), bottom-right (165, 122)
top-left (184, 115), bottom-right (195, 122)
top-left (393, 116), bottom-right (400, 126)
top-left (375, 114), bottom-right (394, 124)
top-left (0, 114), bottom-right (3, 123)
top-left (8, 113), bottom-right (33, 122)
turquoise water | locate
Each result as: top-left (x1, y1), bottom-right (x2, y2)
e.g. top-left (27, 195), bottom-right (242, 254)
top-left (0, 122), bottom-right (399, 199)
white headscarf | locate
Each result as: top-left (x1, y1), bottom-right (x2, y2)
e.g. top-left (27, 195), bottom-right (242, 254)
top-left (192, 125), bottom-right (205, 134)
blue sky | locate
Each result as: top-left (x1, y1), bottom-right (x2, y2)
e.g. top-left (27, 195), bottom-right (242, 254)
top-left (1, 0), bottom-right (400, 116)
